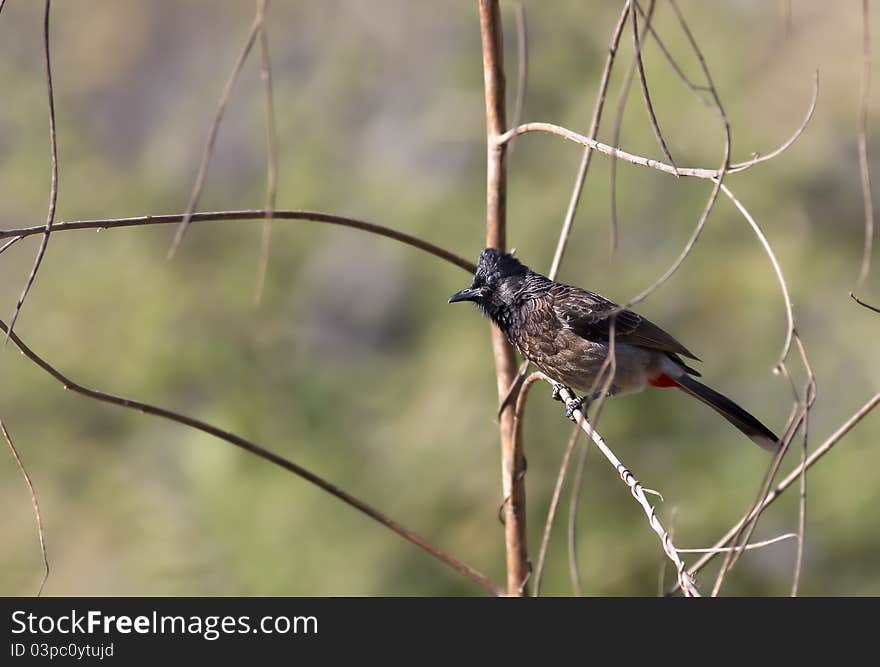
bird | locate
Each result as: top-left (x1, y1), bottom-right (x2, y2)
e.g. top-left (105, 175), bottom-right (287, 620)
top-left (448, 247), bottom-right (779, 452)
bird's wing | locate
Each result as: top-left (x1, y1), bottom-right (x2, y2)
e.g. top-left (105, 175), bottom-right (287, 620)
top-left (547, 284), bottom-right (701, 361)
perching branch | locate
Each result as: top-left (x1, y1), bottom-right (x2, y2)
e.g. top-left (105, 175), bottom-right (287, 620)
top-left (548, 379), bottom-right (701, 596)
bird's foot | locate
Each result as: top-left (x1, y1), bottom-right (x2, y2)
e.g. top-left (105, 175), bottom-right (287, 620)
top-left (550, 382), bottom-right (568, 403)
top-left (564, 395), bottom-right (589, 421)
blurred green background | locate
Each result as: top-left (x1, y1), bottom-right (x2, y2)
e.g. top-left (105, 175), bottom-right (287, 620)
top-left (1, 1), bottom-right (877, 596)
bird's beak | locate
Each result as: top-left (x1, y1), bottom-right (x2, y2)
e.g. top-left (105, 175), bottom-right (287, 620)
top-left (448, 287), bottom-right (480, 304)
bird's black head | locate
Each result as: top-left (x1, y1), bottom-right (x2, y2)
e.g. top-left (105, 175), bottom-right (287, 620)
top-left (448, 248), bottom-right (530, 328)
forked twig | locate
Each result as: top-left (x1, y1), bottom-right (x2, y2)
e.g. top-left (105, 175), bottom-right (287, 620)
top-left (496, 74), bottom-right (817, 178)
top-left (630, 0), bottom-right (678, 173)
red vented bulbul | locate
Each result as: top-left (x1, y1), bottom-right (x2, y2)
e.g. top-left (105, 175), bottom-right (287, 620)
top-left (449, 248), bottom-right (779, 452)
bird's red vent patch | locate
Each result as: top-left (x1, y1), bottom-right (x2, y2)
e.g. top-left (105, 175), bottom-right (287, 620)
top-left (648, 373), bottom-right (679, 388)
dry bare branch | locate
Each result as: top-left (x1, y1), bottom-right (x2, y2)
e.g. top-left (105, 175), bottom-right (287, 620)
top-left (546, 380), bottom-right (700, 596)
top-left (549, 0), bottom-right (631, 278)
top-left (567, 435), bottom-right (590, 596)
top-left (851, 291), bottom-right (880, 312)
top-left (168, 10), bottom-right (262, 257)
top-left (7, 0), bottom-right (57, 344)
top-left (0, 318), bottom-right (501, 596)
top-left (630, 1), bottom-right (678, 173)
top-left (634, 0), bottom-right (712, 106)
top-left (533, 417), bottom-right (580, 596)
top-left (496, 73), bottom-right (817, 178)
top-left (676, 532), bottom-right (797, 554)
top-left (718, 182), bottom-right (795, 369)
top-left (609, 47), bottom-right (639, 254)
top-left (2, 417), bottom-right (49, 596)
top-left (0, 210), bottom-right (476, 274)
top-left (478, 0), bottom-right (528, 596)
top-left (508, 0), bottom-right (527, 153)
top-left (855, 0), bottom-right (876, 299)
top-left (669, 392), bottom-right (880, 595)
top-left (253, 0), bottom-right (278, 305)
top-left (790, 334), bottom-right (816, 596)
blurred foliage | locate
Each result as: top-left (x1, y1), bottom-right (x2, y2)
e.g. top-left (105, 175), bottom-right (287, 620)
top-left (0, 1), bottom-right (878, 596)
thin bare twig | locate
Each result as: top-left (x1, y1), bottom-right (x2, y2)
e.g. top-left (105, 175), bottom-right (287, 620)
top-left (479, 0), bottom-right (527, 596)
top-left (496, 75), bottom-right (817, 177)
top-left (0, 210), bottom-right (476, 274)
top-left (630, 0), bottom-right (678, 173)
top-left (500, 0), bottom-right (630, 428)
top-left (507, 0), bottom-right (527, 153)
top-left (253, 0), bottom-right (278, 305)
top-left (567, 435), bottom-right (590, 596)
top-left (634, 0), bottom-right (712, 106)
top-left (0, 318), bottom-right (501, 596)
top-left (620, 0), bottom-right (731, 311)
top-left (533, 420), bottom-right (580, 596)
top-left (7, 0), bottom-right (57, 344)
top-left (609, 46), bottom-right (639, 254)
top-left (2, 418), bottom-right (49, 596)
top-left (719, 182), bottom-right (795, 369)
top-left (669, 392), bottom-right (880, 595)
top-left (0, 236), bottom-right (24, 256)
top-left (791, 334), bottom-right (816, 596)
top-left (168, 10), bottom-right (262, 257)
top-left (676, 533), bottom-right (797, 554)
top-left (549, 0), bottom-right (631, 278)
top-left (855, 0), bottom-right (876, 296)
top-left (851, 291), bottom-right (880, 312)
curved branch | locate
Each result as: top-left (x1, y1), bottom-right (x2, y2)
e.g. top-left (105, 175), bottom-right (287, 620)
top-left (0, 318), bottom-right (501, 596)
top-left (496, 76), bottom-right (817, 180)
top-left (0, 210), bottom-right (476, 274)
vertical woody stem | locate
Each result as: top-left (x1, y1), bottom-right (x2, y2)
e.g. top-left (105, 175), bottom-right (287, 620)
top-left (478, 0), bottom-right (529, 596)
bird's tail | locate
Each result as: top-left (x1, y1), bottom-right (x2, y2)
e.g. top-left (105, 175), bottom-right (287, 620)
top-left (674, 374), bottom-right (779, 452)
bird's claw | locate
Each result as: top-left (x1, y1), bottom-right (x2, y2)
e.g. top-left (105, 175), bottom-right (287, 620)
top-left (550, 383), bottom-right (564, 402)
top-left (564, 395), bottom-right (588, 421)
